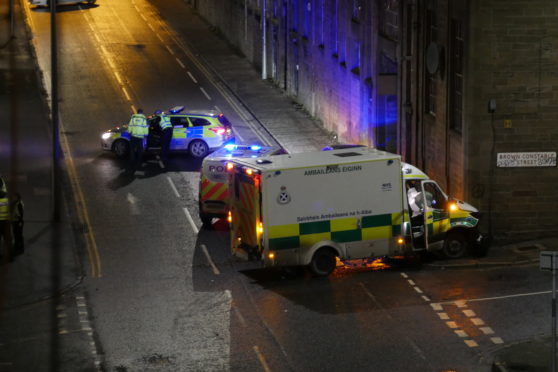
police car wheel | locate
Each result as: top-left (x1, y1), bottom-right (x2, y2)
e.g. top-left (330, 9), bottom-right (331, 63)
top-left (113, 140), bottom-right (130, 158)
top-left (189, 140), bottom-right (209, 158)
top-left (442, 231), bottom-right (468, 259)
top-left (309, 248), bottom-right (336, 277)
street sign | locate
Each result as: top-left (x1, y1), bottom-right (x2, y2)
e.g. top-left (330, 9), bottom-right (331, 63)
top-left (541, 251), bottom-right (558, 271)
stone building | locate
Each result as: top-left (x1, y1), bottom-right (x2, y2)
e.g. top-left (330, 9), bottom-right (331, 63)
top-left (194, 0), bottom-right (558, 242)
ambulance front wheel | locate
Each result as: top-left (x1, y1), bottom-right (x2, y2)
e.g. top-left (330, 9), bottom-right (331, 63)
top-left (309, 248), bottom-right (337, 277)
top-left (442, 231), bottom-right (468, 259)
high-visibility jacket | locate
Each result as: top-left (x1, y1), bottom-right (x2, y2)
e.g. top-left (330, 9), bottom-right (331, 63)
top-left (0, 197), bottom-right (9, 221)
top-left (159, 114), bottom-right (172, 130)
top-left (128, 114), bottom-right (149, 138)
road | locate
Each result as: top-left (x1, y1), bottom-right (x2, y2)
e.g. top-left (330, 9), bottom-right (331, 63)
top-left (19, 0), bottom-right (554, 371)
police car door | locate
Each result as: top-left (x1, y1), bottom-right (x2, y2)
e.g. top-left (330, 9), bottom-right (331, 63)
top-left (170, 116), bottom-right (189, 150)
top-left (420, 181), bottom-right (449, 251)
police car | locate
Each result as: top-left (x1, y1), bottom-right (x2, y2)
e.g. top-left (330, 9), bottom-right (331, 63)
top-left (101, 106), bottom-right (234, 159)
top-left (199, 144), bottom-right (285, 225)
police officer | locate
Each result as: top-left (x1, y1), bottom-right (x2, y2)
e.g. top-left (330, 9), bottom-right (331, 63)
top-left (156, 110), bottom-right (172, 164)
top-left (11, 192), bottom-right (24, 255)
top-left (127, 108), bottom-right (149, 172)
top-left (0, 177), bottom-right (12, 261)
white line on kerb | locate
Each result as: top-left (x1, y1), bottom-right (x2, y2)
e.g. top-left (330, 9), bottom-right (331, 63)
top-left (166, 176), bottom-right (180, 198)
top-left (200, 87), bottom-right (212, 100)
top-left (182, 207), bottom-right (199, 234)
top-left (176, 58), bottom-right (185, 69)
top-left (253, 346), bottom-right (272, 372)
top-left (201, 244), bottom-right (220, 275)
top-left (187, 71), bottom-right (198, 84)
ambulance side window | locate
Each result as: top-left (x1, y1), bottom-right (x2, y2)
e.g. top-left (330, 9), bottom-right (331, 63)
top-left (423, 183), bottom-right (446, 209)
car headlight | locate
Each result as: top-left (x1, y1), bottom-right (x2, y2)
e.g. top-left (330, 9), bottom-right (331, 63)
top-left (102, 132), bottom-right (112, 140)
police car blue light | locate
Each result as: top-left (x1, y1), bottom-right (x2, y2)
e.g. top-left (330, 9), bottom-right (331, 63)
top-left (250, 145), bottom-right (262, 151)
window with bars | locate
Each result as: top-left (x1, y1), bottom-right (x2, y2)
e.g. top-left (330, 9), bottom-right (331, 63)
top-left (450, 19), bottom-right (464, 133)
top-left (424, 5), bottom-right (437, 116)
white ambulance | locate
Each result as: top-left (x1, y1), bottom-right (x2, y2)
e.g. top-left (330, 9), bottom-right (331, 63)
top-left (227, 147), bottom-right (483, 276)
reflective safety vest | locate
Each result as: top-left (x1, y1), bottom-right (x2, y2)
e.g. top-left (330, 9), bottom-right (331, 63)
top-left (128, 114), bottom-right (149, 138)
top-left (159, 114), bottom-right (172, 130)
top-left (0, 197), bottom-right (9, 221)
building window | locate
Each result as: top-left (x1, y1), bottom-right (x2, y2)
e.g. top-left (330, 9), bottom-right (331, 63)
top-left (303, 1), bottom-right (311, 39)
top-left (424, 4), bottom-right (437, 116)
top-left (292, 0), bottom-right (299, 32)
top-left (450, 19), bottom-right (464, 133)
top-left (331, 0), bottom-right (339, 56)
top-left (317, 0), bottom-right (325, 47)
top-left (351, 40), bottom-right (361, 74)
top-left (352, 0), bottom-right (362, 22)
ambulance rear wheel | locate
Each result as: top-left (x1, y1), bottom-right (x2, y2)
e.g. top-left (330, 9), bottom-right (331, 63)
top-left (309, 248), bottom-right (336, 277)
top-left (443, 231), bottom-right (468, 259)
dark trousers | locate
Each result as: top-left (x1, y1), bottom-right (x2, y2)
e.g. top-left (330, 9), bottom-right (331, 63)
top-left (0, 220), bottom-right (12, 261)
top-left (12, 221), bottom-right (23, 254)
top-left (160, 128), bottom-right (172, 162)
top-left (129, 136), bottom-right (145, 171)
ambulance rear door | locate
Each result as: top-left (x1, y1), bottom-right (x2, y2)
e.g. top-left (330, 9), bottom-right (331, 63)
top-left (229, 164), bottom-right (263, 260)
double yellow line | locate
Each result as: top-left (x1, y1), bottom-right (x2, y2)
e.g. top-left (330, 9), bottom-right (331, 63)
top-left (22, 0), bottom-right (102, 277)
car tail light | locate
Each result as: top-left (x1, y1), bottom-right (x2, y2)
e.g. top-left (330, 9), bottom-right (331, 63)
top-left (210, 127), bottom-right (226, 135)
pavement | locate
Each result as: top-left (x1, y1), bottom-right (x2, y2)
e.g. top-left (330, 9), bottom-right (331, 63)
top-left (0, 1), bottom-right (557, 371)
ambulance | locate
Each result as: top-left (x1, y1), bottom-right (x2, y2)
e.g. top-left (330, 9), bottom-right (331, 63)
top-left (198, 144), bottom-right (284, 225)
top-left (227, 147), bottom-right (483, 276)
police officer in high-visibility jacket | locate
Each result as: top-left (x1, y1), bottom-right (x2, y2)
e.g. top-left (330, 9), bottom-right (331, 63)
top-left (127, 108), bottom-right (149, 172)
top-left (156, 110), bottom-right (172, 164)
top-left (0, 178), bottom-right (12, 261)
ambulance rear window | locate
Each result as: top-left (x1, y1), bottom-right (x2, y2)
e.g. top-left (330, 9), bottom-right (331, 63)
top-left (333, 152), bottom-right (362, 157)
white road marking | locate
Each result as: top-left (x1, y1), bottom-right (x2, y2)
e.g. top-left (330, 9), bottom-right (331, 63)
top-left (455, 300), bottom-right (467, 308)
top-left (408, 280), bottom-right (415, 286)
top-left (200, 244), bottom-right (220, 275)
top-left (126, 193), bottom-right (140, 215)
top-left (166, 176), bottom-right (180, 198)
top-left (454, 330), bottom-right (468, 338)
top-left (413, 287), bottom-right (423, 294)
top-left (463, 309), bottom-right (476, 317)
top-left (446, 321), bottom-right (458, 329)
top-left (182, 207), bottom-right (199, 234)
top-left (253, 346), bottom-right (272, 372)
top-left (437, 313), bottom-right (449, 320)
top-left (214, 105), bottom-right (222, 112)
top-left (491, 337), bottom-right (504, 344)
top-left (480, 327), bottom-right (494, 335)
top-left (176, 58), bottom-right (185, 69)
top-left (471, 318), bottom-right (485, 326)
top-left (233, 303), bottom-right (247, 328)
top-left (122, 87), bottom-right (132, 101)
top-left (165, 45), bottom-right (175, 55)
top-left (147, 22), bottom-right (155, 31)
top-left (400, 273), bottom-right (408, 279)
top-left (156, 33), bottom-right (164, 43)
top-left (440, 290), bottom-right (552, 305)
top-left (200, 87), bottom-right (212, 100)
top-left (421, 295), bottom-right (430, 302)
top-left (430, 303), bottom-right (443, 311)
top-left (187, 71), bottom-right (198, 84)
top-left (464, 340), bottom-right (478, 347)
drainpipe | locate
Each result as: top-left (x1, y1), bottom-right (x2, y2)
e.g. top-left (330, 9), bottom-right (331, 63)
top-left (262, 0), bottom-right (267, 79)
